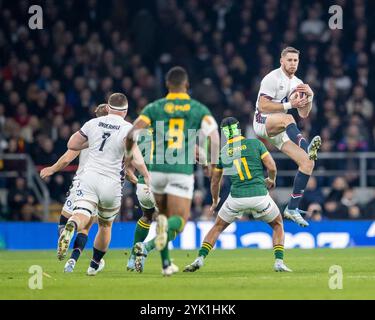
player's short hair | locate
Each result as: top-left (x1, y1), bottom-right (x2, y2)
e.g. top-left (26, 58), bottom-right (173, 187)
top-left (220, 117), bottom-right (240, 139)
top-left (94, 104), bottom-right (108, 117)
top-left (166, 66), bottom-right (189, 87)
top-left (108, 93), bottom-right (128, 111)
top-left (281, 46), bottom-right (300, 57)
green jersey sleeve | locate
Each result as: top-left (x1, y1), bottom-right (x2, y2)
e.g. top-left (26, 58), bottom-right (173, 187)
top-left (258, 140), bottom-right (270, 159)
top-left (139, 103), bottom-right (154, 125)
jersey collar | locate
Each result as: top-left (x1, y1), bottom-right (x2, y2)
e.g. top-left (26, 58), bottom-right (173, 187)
top-left (107, 113), bottom-right (125, 120)
top-left (166, 93), bottom-right (190, 100)
top-left (227, 136), bottom-right (245, 144)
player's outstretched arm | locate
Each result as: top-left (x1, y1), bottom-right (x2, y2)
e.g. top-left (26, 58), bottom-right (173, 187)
top-left (261, 152), bottom-right (277, 189)
top-left (200, 115), bottom-right (220, 174)
top-left (125, 118), bottom-right (149, 157)
top-left (40, 149), bottom-right (80, 180)
top-left (210, 168), bottom-right (223, 212)
top-left (131, 144), bottom-right (151, 187)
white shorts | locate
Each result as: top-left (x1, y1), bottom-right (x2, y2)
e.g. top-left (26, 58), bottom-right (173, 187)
top-left (74, 171), bottom-right (122, 221)
top-left (136, 183), bottom-right (156, 210)
top-left (150, 172), bottom-right (194, 200)
top-left (253, 113), bottom-right (290, 150)
top-left (62, 179), bottom-right (79, 215)
top-left (218, 193), bottom-right (280, 224)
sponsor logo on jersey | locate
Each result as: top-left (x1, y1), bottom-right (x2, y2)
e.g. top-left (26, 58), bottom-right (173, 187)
top-left (164, 103), bottom-right (191, 114)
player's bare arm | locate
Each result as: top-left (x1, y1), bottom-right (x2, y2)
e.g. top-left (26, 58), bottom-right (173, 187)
top-left (131, 144), bottom-right (151, 187)
top-left (40, 149), bottom-right (80, 180)
top-left (201, 115), bottom-right (220, 174)
top-left (258, 95), bottom-right (308, 114)
top-left (67, 131), bottom-right (89, 151)
top-left (125, 118), bottom-right (149, 160)
top-left (210, 168), bottom-right (223, 212)
top-left (262, 153), bottom-right (277, 190)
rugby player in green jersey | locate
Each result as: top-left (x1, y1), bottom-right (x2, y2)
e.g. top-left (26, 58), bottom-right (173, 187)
top-left (184, 117), bottom-right (292, 273)
top-left (124, 66), bottom-right (220, 276)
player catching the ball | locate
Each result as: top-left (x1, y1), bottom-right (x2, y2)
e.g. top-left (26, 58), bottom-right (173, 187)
top-left (253, 46), bottom-right (321, 227)
top-left (184, 117), bottom-right (292, 272)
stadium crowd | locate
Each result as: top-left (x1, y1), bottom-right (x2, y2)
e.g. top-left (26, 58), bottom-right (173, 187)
top-left (1, 0), bottom-right (375, 221)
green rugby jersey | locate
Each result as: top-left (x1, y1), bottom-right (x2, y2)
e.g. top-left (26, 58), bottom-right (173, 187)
top-left (139, 93), bottom-right (212, 175)
top-left (216, 136), bottom-right (269, 198)
top-left (137, 128), bottom-right (153, 184)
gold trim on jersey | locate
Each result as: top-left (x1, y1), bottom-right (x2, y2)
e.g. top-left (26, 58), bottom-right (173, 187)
top-left (139, 115), bottom-right (151, 125)
top-left (261, 151), bottom-right (270, 159)
top-left (227, 136), bottom-right (245, 144)
top-left (166, 93), bottom-right (191, 100)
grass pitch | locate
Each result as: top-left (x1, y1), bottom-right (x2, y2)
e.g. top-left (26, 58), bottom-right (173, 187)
top-left (0, 248), bottom-right (374, 300)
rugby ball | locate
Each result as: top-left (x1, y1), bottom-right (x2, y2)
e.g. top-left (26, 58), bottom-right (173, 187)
top-left (289, 88), bottom-right (306, 101)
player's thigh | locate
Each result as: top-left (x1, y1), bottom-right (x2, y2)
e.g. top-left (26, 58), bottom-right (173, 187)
top-left (281, 140), bottom-right (310, 167)
top-left (166, 194), bottom-right (192, 221)
top-left (218, 195), bottom-right (244, 224)
top-left (251, 194), bottom-right (280, 223)
top-left (95, 177), bottom-right (122, 222)
top-left (268, 212), bottom-right (283, 230)
top-left (265, 113), bottom-right (295, 137)
top-left (136, 183), bottom-right (156, 210)
top-left (150, 171), bottom-right (168, 196)
top-left (62, 179), bottom-right (80, 216)
top-left (154, 193), bottom-right (167, 215)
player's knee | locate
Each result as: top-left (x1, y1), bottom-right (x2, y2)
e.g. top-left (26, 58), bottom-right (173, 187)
top-left (98, 218), bottom-right (112, 228)
top-left (300, 157), bottom-right (314, 173)
top-left (141, 208), bottom-right (155, 223)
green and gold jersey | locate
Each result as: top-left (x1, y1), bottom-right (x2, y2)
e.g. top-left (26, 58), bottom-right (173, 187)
top-left (137, 128), bottom-right (153, 184)
top-left (139, 93), bottom-right (212, 175)
top-left (216, 136), bottom-right (269, 198)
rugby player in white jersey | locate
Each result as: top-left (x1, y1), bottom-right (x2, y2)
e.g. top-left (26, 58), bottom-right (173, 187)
top-left (253, 47), bottom-right (321, 227)
top-left (40, 104), bottom-right (108, 273)
top-left (57, 93), bottom-right (151, 276)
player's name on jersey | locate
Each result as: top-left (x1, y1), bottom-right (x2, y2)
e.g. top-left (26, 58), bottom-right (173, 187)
top-left (98, 122), bottom-right (121, 130)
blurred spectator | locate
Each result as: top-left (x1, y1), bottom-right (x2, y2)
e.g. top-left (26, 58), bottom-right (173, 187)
top-left (346, 85), bottom-right (373, 121)
top-left (300, 176), bottom-right (325, 210)
top-left (306, 203), bottom-right (324, 221)
top-left (7, 177), bottom-right (37, 221)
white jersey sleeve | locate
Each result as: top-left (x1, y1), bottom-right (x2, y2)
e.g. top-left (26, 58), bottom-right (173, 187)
top-left (258, 73), bottom-right (277, 100)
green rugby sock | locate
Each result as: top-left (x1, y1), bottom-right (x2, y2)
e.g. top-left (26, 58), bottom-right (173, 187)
top-left (198, 242), bottom-right (213, 258)
top-left (274, 244), bottom-right (284, 260)
top-left (131, 219), bottom-right (151, 255)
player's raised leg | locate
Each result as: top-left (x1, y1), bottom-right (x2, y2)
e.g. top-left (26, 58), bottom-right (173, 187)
top-left (281, 141), bottom-right (313, 227)
top-left (57, 199), bottom-right (96, 261)
top-left (64, 217), bottom-right (94, 273)
top-left (127, 183), bottom-right (155, 271)
top-left (133, 193), bottom-right (167, 273)
top-left (184, 216), bottom-right (230, 272)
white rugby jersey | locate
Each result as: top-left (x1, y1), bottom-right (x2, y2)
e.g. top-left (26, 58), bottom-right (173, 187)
top-left (256, 67), bottom-right (303, 115)
top-left (76, 148), bottom-right (89, 177)
top-left (79, 114), bottom-right (132, 181)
